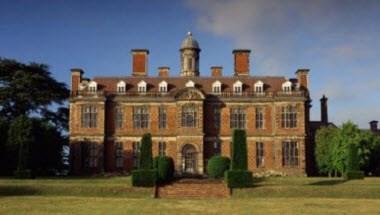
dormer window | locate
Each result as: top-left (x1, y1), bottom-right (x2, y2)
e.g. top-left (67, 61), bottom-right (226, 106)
top-left (186, 80), bottom-right (195, 88)
top-left (137, 80), bottom-right (147, 93)
top-left (117, 81), bottom-right (126, 93)
top-left (254, 80), bottom-right (264, 94)
top-left (88, 81), bottom-right (97, 93)
top-left (233, 80), bottom-right (242, 95)
top-left (282, 81), bottom-right (292, 93)
top-left (159, 81), bottom-right (168, 93)
top-left (212, 81), bottom-right (221, 94)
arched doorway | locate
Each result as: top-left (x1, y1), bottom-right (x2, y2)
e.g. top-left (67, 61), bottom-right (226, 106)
top-left (182, 144), bottom-right (197, 174)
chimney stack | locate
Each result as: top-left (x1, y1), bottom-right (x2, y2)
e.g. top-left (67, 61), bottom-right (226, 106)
top-left (158, 66), bottom-right (170, 77)
top-left (296, 69), bottom-right (309, 90)
top-left (233, 49), bottom-right (251, 76)
top-left (211, 66), bottom-right (223, 77)
top-left (131, 49), bottom-right (149, 76)
top-left (320, 95), bottom-right (328, 125)
top-left (370, 121), bottom-right (378, 132)
top-left (70, 68), bottom-right (84, 93)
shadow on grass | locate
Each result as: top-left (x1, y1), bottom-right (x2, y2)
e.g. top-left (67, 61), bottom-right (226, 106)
top-left (308, 179), bottom-right (347, 186)
top-left (0, 185), bottom-right (40, 196)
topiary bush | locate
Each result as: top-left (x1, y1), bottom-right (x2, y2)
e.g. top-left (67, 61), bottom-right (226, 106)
top-left (224, 170), bottom-right (252, 188)
top-left (207, 155), bottom-right (230, 179)
top-left (139, 133), bottom-right (153, 169)
top-left (156, 156), bottom-right (174, 183)
top-left (231, 129), bottom-right (248, 170)
top-left (153, 156), bottom-right (160, 169)
top-left (131, 169), bottom-right (157, 187)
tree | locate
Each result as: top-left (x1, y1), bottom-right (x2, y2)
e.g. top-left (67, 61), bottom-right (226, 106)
top-left (315, 126), bottom-right (338, 176)
top-left (139, 133), bottom-right (153, 169)
top-left (231, 129), bottom-right (248, 170)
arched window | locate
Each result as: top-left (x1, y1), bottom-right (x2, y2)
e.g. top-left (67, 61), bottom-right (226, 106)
top-left (233, 80), bottom-right (242, 95)
top-left (117, 81), bottom-right (126, 93)
top-left (137, 80), bottom-right (147, 93)
top-left (282, 81), bottom-right (292, 93)
top-left (181, 104), bottom-right (197, 128)
top-left (185, 80), bottom-right (195, 88)
top-left (159, 81), bottom-right (168, 93)
top-left (88, 81), bottom-right (97, 92)
top-left (212, 80), bottom-right (221, 94)
top-left (254, 80), bottom-right (264, 94)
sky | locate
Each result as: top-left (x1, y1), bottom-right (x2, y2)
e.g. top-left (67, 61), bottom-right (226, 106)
top-left (1, 0), bottom-right (380, 128)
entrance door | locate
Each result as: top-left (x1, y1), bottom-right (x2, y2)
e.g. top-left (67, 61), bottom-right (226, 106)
top-left (182, 144), bottom-right (197, 174)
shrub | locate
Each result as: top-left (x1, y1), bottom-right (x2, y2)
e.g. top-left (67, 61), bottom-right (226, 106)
top-left (153, 156), bottom-right (160, 169)
top-left (224, 170), bottom-right (252, 188)
top-left (156, 156), bottom-right (174, 183)
top-left (131, 169), bottom-right (157, 187)
top-left (344, 170), bottom-right (364, 180)
top-left (139, 133), bottom-right (153, 169)
top-left (14, 169), bottom-right (33, 179)
top-left (207, 155), bottom-right (230, 179)
top-left (231, 129), bottom-right (248, 170)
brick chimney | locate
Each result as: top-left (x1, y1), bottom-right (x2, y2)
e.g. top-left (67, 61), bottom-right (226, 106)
top-left (211, 66), bottom-right (223, 77)
top-left (70, 68), bottom-right (83, 93)
top-left (233, 49), bottom-right (251, 76)
top-left (296, 69), bottom-right (309, 90)
top-left (131, 49), bottom-right (149, 76)
top-left (320, 95), bottom-right (328, 125)
top-left (370, 120), bottom-right (378, 132)
top-left (158, 66), bottom-right (170, 77)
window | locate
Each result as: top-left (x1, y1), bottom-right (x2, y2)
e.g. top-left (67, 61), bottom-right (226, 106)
top-left (212, 81), bottom-right (221, 94)
top-left (256, 142), bottom-right (264, 168)
top-left (213, 141), bottom-right (221, 155)
top-left (187, 58), bottom-right (193, 70)
top-left (254, 81), bottom-right (264, 94)
top-left (132, 141), bottom-right (141, 168)
top-left (213, 105), bottom-right (220, 129)
top-left (117, 81), bottom-right (126, 93)
top-left (159, 81), bottom-right (168, 93)
top-left (115, 106), bottom-right (123, 129)
top-left (158, 142), bottom-right (166, 156)
top-left (282, 81), bottom-right (292, 93)
top-left (181, 104), bottom-right (197, 127)
top-left (281, 105), bottom-right (297, 128)
top-left (282, 141), bottom-right (299, 167)
top-left (133, 106), bottom-right (149, 129)
top-left (255, 107), bottom-right (264, 129)
top-left (233, 81), bottom-right (242, 95)
top-left (81, 105), bottom-right (97, 128)
top-left (88, 143), bottom-right (97, 168)
top-left (230, 107), bottom-right (246, 129)
top-left (137, 80), bottom-right (147, 93)
top-left (88, 81), bottom-right (97, 92)
top-left (115, 142), bottom-right (124, 168)
top-left (158, 106), bottom-right (167, 129)
top-left (185, 80), bottom-right (195, 88)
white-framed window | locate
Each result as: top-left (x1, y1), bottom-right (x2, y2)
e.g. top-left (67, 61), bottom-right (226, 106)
top-left (254, 80), bottom-right (264, 94)
top-left (132, 141), bottom-right (141, 168)
top-left (158, 141), bottom-right (166, 156)
top-left (282, 81), bottom-right (292, 93)
top-left (282, 140), bottom-right (299, 167)
top-left (117, 81), bottom-right (126, 93)
top-left (158, 106), bottom-right (167, 129)
top-left (256, 142), bottom-right (265, 168)
top-left (88, 81), bottom-right (97, 92)
top-left (212, 80), bottom-right (221, 94)
top-left (159, 81), bottom-right (168, 93)
top-left (115, 142), bottom-right (124, 168)
top-left (137, 80), bottom-right (147, 93)
top-left (230, 107), bottom-right (246, 129)
top-left (255, 107), bottom-right (264, 129)
top-left (233, 80), bottom-right (242, 95)
top-left (185, 80), bottom-right (195, 88)
top-left (115, 106), bottom-right (123, 129)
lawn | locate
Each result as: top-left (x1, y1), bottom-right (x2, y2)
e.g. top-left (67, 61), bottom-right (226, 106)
top-left (0, 177), bottom-right (380, 214)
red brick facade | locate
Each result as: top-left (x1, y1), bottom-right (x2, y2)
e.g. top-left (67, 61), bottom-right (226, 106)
top-left (69, 33), bottom-right (311, 176)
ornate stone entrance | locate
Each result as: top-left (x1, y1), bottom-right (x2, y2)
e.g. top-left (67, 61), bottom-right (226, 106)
top-left (181, 144), bottom-right (197, 174)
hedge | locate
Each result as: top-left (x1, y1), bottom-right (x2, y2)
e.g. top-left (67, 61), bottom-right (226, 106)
top-left (231, 129), bottom-right (248, 170)
top-left (14, 169), bottom-right (34, 179)
top-left (344, 170), bottom-right (364, 180)
top-left (156, 156), bottom-right (174, 183)
top-left (224, 170), bottom-right (252, 188)
top-left (207, 155), bottom-right (230, 179)
top-left (131, 169), bottom-right (157, 187)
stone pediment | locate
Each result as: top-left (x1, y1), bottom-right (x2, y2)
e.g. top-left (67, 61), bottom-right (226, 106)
top-left (175, 88), bottom-right (205, 101)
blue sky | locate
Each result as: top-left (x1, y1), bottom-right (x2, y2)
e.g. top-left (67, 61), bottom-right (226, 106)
top-left (1, 0), bottom-right (380, 128)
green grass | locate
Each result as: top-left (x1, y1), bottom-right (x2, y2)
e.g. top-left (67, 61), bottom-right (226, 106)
top-left (0, 176), bottom-right (380, 214)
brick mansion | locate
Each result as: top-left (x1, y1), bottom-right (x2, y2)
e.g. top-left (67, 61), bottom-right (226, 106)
top-left (69, 32), bottom-right (318, 176)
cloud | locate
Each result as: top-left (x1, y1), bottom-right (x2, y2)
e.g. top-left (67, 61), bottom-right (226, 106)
top-left (187, 0), bottom-right (380, 127)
